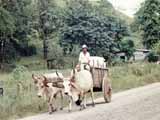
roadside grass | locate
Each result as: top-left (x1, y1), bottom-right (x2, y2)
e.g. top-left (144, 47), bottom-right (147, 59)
top-left (15, 56), bottom-right (47, 71)
top-left (15, 56), bottom-right (78, 71)
top-left (0, 62), bottom-right (160, 120)
top-left (111, 62), bottom-right (160, 92)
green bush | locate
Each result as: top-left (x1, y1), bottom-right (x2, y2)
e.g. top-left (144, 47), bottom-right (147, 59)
top-left (146, 51), bottom-right (159, 62)
top-left (153, 41), bottom-right (160, 55)
top-left (12, 66), bottom-right (28, 80)
top-left (47, 44), bottom-right (65, 68)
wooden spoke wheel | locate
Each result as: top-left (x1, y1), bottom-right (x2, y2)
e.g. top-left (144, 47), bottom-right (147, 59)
top-left (102, 77), bottom-right (112, 103)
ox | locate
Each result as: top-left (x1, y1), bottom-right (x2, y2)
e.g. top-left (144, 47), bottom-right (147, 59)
top-left (63, 68), bottom-right (95, 111)
top-left (32, 72), bottom-right (64, 114)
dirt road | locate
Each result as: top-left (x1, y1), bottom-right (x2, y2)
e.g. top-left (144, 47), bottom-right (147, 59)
top-left (18, 83), bottom-right (160, 120)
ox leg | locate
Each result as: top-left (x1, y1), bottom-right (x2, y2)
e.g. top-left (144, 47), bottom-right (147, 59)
top-left (48, 100), bottom-right (54, 114)
top-left (83, 94), bottom-right (87, 108)
top-left (48, 103), bottom-right (53, 114)
top-left (60, 91), bottom-right (63, 110)
top-left (48, 96), bottom-right (57, 114)
top-left (68, 97), bottom-right (73, 112)
top-left (90, 88), bottom-right (95, 107)
top-left (80, 94), bottom-right (86, 110)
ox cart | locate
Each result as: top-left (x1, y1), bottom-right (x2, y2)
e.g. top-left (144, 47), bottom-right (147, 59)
top-left (91, 67), bottom-right (112, 103)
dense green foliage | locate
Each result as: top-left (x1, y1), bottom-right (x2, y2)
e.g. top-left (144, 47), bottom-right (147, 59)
top-left (146, 51), bottom-right (159, 62)
top-left (120, 39), bottom-right (135, 60)
top-left (0, 0), bottom-right (37, 68)
top-left (60, 0), bottom-right (130, 61)
top-left (134, 0), bottom-right (160, 49)
top-left (37, 0), bottom-right (64, 59)
top-left (0, 6), bottom-right (16, 65)
top-left (153, 41), bottom-right (160, 55)
top-left (0, 0), bottom-right (137, 69)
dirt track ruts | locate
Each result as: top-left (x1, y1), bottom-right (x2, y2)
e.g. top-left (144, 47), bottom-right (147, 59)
top-left (17, 82), bottom-right (160, 120)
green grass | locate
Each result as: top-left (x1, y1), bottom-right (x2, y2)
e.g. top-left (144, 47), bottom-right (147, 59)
top-left (110, 62), bottom-right (160, 92)
top-left (0, 62), bottom-right (160, 120)
top-left (15, 55), bottom-right (78, 71)
top-left (15, 56), bottom-right (47, 70)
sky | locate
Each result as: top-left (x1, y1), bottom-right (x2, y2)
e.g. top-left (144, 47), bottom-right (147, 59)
top-left (107, 0), bottom-right (145, 17)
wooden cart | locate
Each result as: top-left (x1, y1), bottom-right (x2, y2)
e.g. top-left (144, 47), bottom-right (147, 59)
top-left (91, 67), bottom-right (112, 103)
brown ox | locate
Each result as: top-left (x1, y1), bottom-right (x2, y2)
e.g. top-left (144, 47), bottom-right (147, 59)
top-left (32, 72), bottom-right (64, 114)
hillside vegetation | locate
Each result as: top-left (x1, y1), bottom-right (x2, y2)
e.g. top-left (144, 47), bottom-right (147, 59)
top-left (0, 0), bottom-right (135, 70)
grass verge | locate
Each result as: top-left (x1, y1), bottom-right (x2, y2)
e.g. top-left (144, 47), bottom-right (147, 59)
top-left (0, 62), bottom-right (160, 120)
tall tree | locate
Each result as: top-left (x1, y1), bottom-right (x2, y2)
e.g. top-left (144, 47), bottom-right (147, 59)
top-left (37, 0), bottom-right (62, 59)
top-left (0, 6), bottom-right (15, 68)
top-left (60, 0), bottom-right (129, 61)
top-left (135, 0), bottom-right (160, 49)
top-left (2, 0), bottom-right (36, 56)
top-left (0, 0), bottom-right (38, 68)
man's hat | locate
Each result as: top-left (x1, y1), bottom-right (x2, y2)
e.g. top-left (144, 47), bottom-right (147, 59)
top-left (82, 44), bottom-right (87, 49)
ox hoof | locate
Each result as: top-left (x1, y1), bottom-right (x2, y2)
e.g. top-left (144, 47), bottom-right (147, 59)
top-left (79, 107), bottom-right (84, 111)
top-left (52, 108), bottom-right (57, 112)
top-left (79, 105), bottom-right (86, 111)
top-left (83, 105), bottom-right (86, 109)
top-left (92, 103), bottom-right (95, 107)
top-left (68, 109), bottom-right (72, 112)
top-left (49, 111), bottom-right (53, 114)
top-left (75, 100), bottom-right (82, 106)
top-left (49, 108), bottom-right (57, 114)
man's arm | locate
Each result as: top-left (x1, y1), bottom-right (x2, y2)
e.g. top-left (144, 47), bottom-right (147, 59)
top-left (78, 52), bottom-right (82, 64)
top-left (87, 52), bottom-right (91, 64)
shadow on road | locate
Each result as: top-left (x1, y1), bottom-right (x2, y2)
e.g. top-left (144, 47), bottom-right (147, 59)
top-left (87, 101), bottom-right (106, 106)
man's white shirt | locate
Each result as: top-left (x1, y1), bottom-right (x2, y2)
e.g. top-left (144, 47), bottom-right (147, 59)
top-left (79, 52), bottom-right (90, 64)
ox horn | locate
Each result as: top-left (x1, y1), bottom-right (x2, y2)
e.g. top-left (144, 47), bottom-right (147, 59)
top-left (42, 75), bottom-right (49, 87)
top-left (32, 74), bottom-right (38, 84)
top-left (56, 71), bottom-right (60, 77)
top-left (55, 71), bottom-right (64, 82)
top-left (32, 74), bottom-right (38, 80)
top-left (42, 75), bottom-right (49, 82)
top-left (73, 69), bottom-right (75, 74)
top-left (32, 74), bottom-right (35, 79)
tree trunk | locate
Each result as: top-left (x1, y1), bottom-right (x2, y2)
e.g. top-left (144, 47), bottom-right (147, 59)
top-left (43, 34), bottom-right (48, 59)
top-left (38, 0), bottom-right (49, 60)
top-left (0, 33), bottom-right (5, 69)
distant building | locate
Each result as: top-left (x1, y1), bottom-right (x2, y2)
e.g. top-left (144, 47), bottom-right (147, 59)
top-left (114, 49), bottom-right (151, 62)
top-left (133, 49), bottom-right (151, 61)
top-left (115, 52), bottom-right (127, 62)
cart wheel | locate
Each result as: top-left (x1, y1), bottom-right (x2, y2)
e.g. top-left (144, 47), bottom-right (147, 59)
top-left (102, 77), bottom-right (112, 103)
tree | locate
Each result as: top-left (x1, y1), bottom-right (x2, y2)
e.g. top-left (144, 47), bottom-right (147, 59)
top-left (37, 0), bottom-right (62, 59)
top-left (60, 0), bottom-right (129, 61)
top-left (120, 39), bottom-right (135, 60)
top-left (1, 0), bottom-right (37, 55)
top-left (0, 0), bottom-right (38, 68)
top-left (153, 41), bottom-right (160, 55)
top-left (135, 0), bottom-right (160, 48)
top-left (0, 6), bottom-right (15, 68)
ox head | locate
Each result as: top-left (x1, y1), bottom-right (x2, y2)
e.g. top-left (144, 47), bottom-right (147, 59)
top-left (32, 74), bottom-right (49, 98)
top-left (63, 78), bottom-right (82, 106)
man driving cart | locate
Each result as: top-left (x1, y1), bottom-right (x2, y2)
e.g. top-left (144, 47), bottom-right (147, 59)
top-left (78, 44), bottom-right (91, 70)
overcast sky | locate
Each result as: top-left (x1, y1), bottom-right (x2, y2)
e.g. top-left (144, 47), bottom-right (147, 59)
top-left (107, 0), bottom-right (145, 17)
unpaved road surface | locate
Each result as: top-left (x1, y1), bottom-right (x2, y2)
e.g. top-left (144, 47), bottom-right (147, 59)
top-left (18, 83), bottom-right (160, 120)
